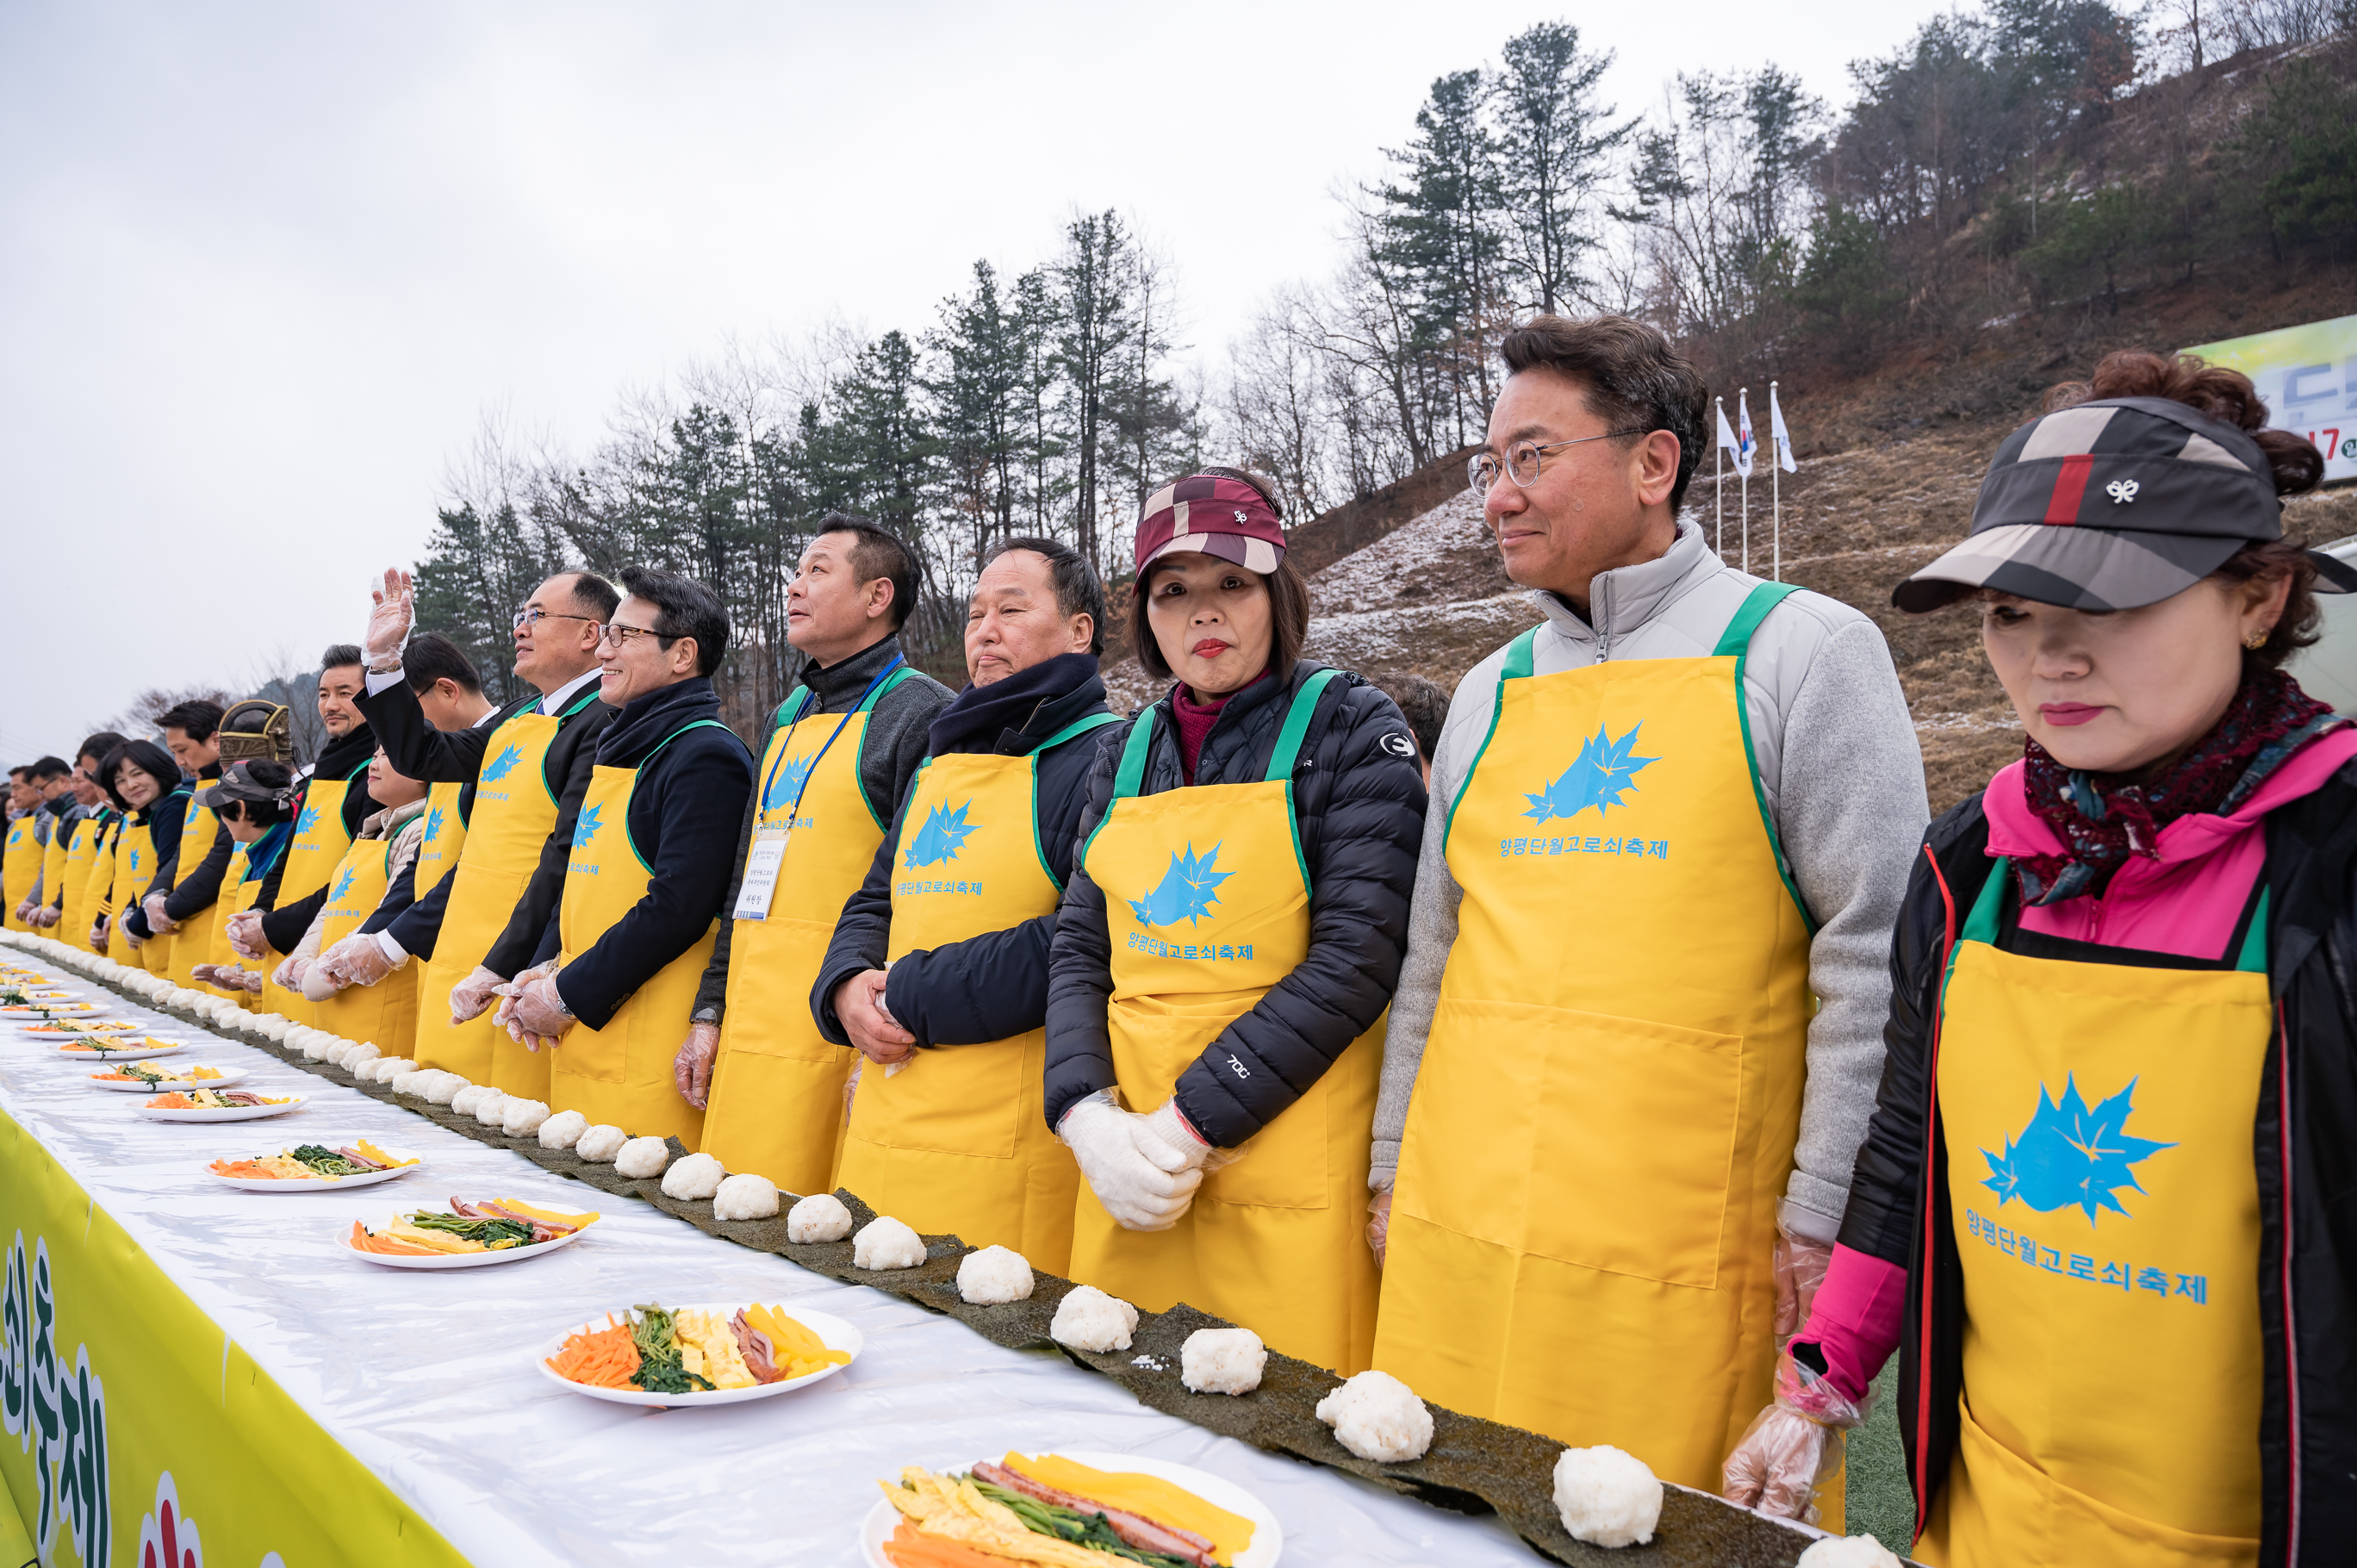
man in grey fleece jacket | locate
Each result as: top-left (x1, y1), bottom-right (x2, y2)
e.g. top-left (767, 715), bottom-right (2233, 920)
top-left (1368, 315), bottom-right (1925, 1488)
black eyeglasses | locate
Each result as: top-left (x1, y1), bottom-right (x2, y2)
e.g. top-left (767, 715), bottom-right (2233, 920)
top-left (597, 623), bottom-right (672, 650)
top-left (1469, 430), bottom-right (1651, 491)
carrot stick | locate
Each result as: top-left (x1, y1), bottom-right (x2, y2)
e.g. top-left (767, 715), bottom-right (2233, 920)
top-left (880, 1520), bottom-right (1023, 1568)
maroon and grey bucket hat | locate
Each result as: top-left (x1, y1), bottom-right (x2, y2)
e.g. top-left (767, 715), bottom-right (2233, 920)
top-left (1893, 395), bottom-right (2357, 613)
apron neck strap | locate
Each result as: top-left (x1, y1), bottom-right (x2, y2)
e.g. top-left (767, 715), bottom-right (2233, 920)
top-left (1713, 580), bottom-right (1802, 656)
top-left (644, 718), bottom-right (744, 767)
top-left (558, 688), bottom-right (606, 720)
top-left (1266, 669), bottom-right (1341, 783)
top-left (1502, 627), bottom-right (1540, 681)
top-left (1973, 854), bottom-right (2272, 974)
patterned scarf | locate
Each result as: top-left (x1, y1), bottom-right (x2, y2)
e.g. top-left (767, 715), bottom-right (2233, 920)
top-left (2018, 669), bottom-right (2341, 905)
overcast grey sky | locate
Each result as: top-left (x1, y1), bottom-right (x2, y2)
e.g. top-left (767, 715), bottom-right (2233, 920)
top-left (0, 1), bottom-right (1945, 757)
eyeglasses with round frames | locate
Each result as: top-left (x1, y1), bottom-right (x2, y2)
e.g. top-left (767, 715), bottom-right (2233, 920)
top-left (1469, 429), bottom-right (1652, 492)
top-left (513, 607), bottom-right (603, 632)
top-left (596, 623), bottom-right (670, 650)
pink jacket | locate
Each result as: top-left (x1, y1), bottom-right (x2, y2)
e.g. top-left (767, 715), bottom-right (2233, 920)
top-left (1801, 724), bottom-right (2357, 1402)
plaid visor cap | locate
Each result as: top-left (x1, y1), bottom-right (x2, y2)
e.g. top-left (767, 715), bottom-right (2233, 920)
top-left (1134, 475), bottom-right (1285, 576)
top-left (1894, 395), bottom-right (2357, 613)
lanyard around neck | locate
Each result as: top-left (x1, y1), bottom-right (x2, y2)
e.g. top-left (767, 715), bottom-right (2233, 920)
top-left (761, 652), bottom-right (905, 829)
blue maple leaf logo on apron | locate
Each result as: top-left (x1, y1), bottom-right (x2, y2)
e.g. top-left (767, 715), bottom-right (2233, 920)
top-left (763, 753), bottom-right (818, 816)
top-left (571, 803), bottom-right (604, 848)
top-left (331, 868), bottom-right (356, 904)
top-left (482, 744), bottom-right (523, 783)
top-left (1526, 723), bottom-right (1659, 822)
top-left (1129, 843), bottom-right (1230, 929)
top-left (904, 800), bottom-right (979, 868)
top-left (295, 805), bottom-right (320, 837)
top-left (423, 806), bottom-right (444, 843)
top-left (1982, 1073), bottom-right (2176, 1223)
top-left (128, 848), bottom-right (142, 874)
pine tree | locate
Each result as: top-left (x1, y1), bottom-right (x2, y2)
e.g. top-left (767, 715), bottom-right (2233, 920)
top-left (1493, 22), bottom-right (1629, 314)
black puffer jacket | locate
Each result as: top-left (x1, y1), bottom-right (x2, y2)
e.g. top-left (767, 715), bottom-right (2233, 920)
top-left (1838, 766), bottom-right (2357, 1565)
top-left (1044, 662), bottom-right (1426, 1147)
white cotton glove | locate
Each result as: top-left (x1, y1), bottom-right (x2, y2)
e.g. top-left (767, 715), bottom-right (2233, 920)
top-left (365, 567), bottom-right (416, 668)
top-left (1057, 1091), bottom-right (1210, 1231)
top-left (320, 933), bottom-right (398, 988)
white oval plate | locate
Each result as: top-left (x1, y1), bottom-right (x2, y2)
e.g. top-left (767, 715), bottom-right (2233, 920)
top-left (858, 1451), bottom-right (1282, 1568)
top-left (134, 1094), bottom-right (305, 1122)
top-left (16, 1021), bottom-right (143, 1036)
top-left (51, 1041), bottom-right (186, 1063)
top-left (344, 1202), bottom-right (600, 1270)
top-left (0, 1004), bottom-right (111, 1017)
top-left (537, 1302), bottom-right (863, 1407)
top-left (87, 1066), bottom-right (248, 1092)
top-left (208, 1146), bottom-right (422, 1192)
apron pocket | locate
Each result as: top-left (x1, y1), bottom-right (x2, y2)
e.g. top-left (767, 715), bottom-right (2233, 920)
top-left (1409, 997), bottom-right (1739, 1290)
top-left (861, 1034), bottom-right (1029, 1160)
top-left (717, 918), bottom-right (843, 1061)
top-left (1112, 1006), bottom-right (1331, 1212)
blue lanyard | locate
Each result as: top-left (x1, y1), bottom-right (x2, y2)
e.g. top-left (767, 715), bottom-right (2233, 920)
top-left (759, 653), bottom-right (905, 829)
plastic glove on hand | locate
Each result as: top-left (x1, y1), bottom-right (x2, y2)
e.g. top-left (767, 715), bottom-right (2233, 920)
top-left (673, 1020), bottom-right (720, 1109)
top-left (445, 964), bottom-right (507, 1024)
top-left (1774, 1207), bottom-right (1835, 1345)
top-left (189, 964), bottom-right (220, 985)
top-left (320, 934), bottom-right (395, 988)
top-left (1366, 1183), bottom-right (1393, 1268)
top-left (834, 969), bottom-right (913, 1066)
top-left (225, 911), bottom-right (266, 961)
top-left (505, 974), bottom-right (571, 1051)
top-left (365, 567), bottom-right (417, 665)
top-left (10, 899), bottom-right (31, 924)
top-left (30, 905), bottom-right (58, 929)
top-left (1057, 1092), bottom-right (1205, 1231)
top-left (1721, 1348), bottom-right (1868, 1522)
top-left (141, 894), bottom-right (176, 934)
top-left (270, 956), bottom-right (302, 991)
top-left (88, 918), bottom-right (109, 951)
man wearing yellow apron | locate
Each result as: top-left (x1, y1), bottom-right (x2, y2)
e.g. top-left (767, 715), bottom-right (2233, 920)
top-left (3, 770), bottom-right (40, 931)
top-left (141, 700), bottom-right (233, 988)
top-left (53, 736), bottom-right (121, 957)
top-left (495, 568), bottom-right (753, 1145)
top-left (813, 537), bottom-right (1116, 1270)
top-left (187, 762), bottom-right (296, 1000)
top-left (1046, 472), bottom-right (1427, 1375)
top-left (1371, 316), bottom-right (1926, 1492)
top-left (351, 579), bottom-right (617, 1093)
top-left (688, 519), bottom-right (951, 1193)
top-left (14, 756), bottom-right (78, 933)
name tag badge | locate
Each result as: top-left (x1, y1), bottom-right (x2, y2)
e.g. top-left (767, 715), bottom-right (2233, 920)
top-left (732, 829), bottom-right (790, 921)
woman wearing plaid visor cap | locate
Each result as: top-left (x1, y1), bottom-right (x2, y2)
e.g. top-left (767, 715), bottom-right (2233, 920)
top-left (1042, 467), bottom-right (1426, 1372)
top-left (1725, 352), bottom-right (2357, 1566)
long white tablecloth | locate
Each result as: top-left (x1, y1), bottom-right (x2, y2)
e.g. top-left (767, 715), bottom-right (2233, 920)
top-left (1, 984), bottom-right (1547, 1566)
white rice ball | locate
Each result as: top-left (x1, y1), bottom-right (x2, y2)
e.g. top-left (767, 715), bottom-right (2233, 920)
top-left (448, 1085), bottom-right (493, 1116)
top-left (370, 1057), bottom-right (413, 1084)
top-left (389, 1067), bottom-right (436, 1097)
top-left (538, 1109), bottom-right (590, 1150)
top-left (613, 1135), bottom-right (669, 1179)
top-left (1315, 1370), bottom-right (1434, 1464)
top-left (853, 1216), bottom-right (927, 1271)
top-left (1796, 1537), bottom-right (1903, 1567)
top-left (300, 1034), bottom-right (333, 1062)
top-left (573, 1123), bottom-right (627, 1162)
top-left (501, 1098), bottom-right (551, 1136)
top-left (711, 1173), bottom-right (780, 1221)
top-left (300, 966), bottom-right (339, 1003)
top-left (786, 1192), bottom-right (853, 1242)
top-left (257, 1017), bottom-right (289, 1042)
top-left (345, 1042), bottom-right (382, 1073)
top-left (956, 1245), bottom-right (1035, 1304)
top-left (472, 1091), bottom-right (512, 1127)
top-left (1552, 1446), bottom-right (1661, 1549)
top-left (660, 1152), bottom-right (727, 1199)
top-left (1180, 1328), bottom-right (1266, 1395)
top-left (423, 1072), bottom-right (469, 1105)
top-left (1049, 1285), bottom-right (1139, 1353)
top-left (322, 1041), bottom-right (356, 1067)
top-left (165, 986), bottom-right (198, 1008)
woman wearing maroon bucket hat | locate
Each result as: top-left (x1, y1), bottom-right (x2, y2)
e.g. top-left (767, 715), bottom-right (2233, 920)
top-left (1042, 466), bottom-right (1426, 1372)
top-left (1724, 352), bottom-right (2357, 1566)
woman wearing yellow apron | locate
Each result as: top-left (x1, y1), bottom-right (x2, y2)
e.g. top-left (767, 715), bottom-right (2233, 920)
top-left (817, 538), bottom-right (1118, 1270)
top-left (103, 742), bottom-right (192, 977)
top-left (287, 752), bottom-right (429, 1053)
top-left (1047, 472), bottom-right (1424, 1373)
top-left (1726, 364), bottom-right (2357, 1563)
top-left (188, 762), bottom-right (296, 999)
top-left (256, 748), bottom-right (373, 1024)
top-left (497, 569), bottom-right (756, 1146)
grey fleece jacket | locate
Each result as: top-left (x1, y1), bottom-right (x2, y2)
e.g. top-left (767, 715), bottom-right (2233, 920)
top-left (1371, 520), bottom-right (1928, 1237)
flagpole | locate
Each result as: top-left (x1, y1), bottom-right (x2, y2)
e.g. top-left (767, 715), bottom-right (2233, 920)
top-left (1713, 396), bottom-right (1725, 563)
top-left (1741, 470), bottom-right (1750, 575)
top-left (1771, 379), bottom-right (1782, 583)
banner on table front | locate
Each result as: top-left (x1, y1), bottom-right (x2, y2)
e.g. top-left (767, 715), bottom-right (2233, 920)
top-left (2185, 314), bottom-right (2357, 484)
top-left (0, 1109), bottom-right (469, 1568)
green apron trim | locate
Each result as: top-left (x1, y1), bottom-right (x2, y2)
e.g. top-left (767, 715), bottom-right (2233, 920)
top-left (1719, 581), bottom-right (1814, 934)
top-left (854, 666), bottom-right (924, 831)
top-left (1501, 624), bottom-right (1541, 681)
top-left (622, 719), bottom-right (749, 876)
top-left (2235, 887), bottom-right (2269, 974)
top-left (1028, 712), bottom-right (1124, 889)
top-left (1032, 710), bottom-right (1124, 756)
top-left (1962, 856), bottom-right (2271, 975)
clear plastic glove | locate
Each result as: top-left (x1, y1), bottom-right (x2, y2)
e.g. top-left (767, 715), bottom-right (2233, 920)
top-left (1367, 1177), bottom-right (1394, 1268)
top-left (225, 910), bottom-right (267, 961)
top-left (89, 916), bottom-right (109, 951)
top-left (1058, 1091), bottom-right (1213, 1231)
top-left (500, 969), bottom-right (570, 1051)
top-left (1774, 1204), bottom-right (1836, 1346)
top-left (833, 968), bottom-right (913, 1066)
top-left (141, 894), bottom-right (177, 934)
top-left (445, 964), bottom-right (507, 1024)
top-left (10, 898), bottom-right (32, 924)
top-left (365, 566), bottom-right (416, 666)
top-left (320, 934), bottom-right (397, 988)
top-left (236, 967), bottom-right (264, 994)
top-left (1722, 1347), bottom-right (1869, 1522)
top-left (271, 955), bottom-right (306, 992)
top-left (190, 963), bottom-right (221, 985)
top-left (30, 905), bottom-right (59, 929)
top-left (674, 1020), bottom-right (720, 1109)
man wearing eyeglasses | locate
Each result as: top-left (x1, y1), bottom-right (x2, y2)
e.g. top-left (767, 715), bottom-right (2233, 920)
top-left (1368, 314), bottom-right (1925, 1514)
top-left (334, 567), bottom-right (621, 1098)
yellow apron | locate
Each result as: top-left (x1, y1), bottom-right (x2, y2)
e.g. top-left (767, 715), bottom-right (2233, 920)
top-left (118, 810), bottom-right (174, 974)
top-left (39, 812), bottom-right (72, 940)
top-left (164, 790), bottom-right (223, 989)
top-left (1918, 860), bottom-right (2266, 1567)
top-left (100, 819), bottom-right (135, 961)
top-left (59, 813), bottom-right (108, 955)
top-left (205, 828), bottom-right (286, 986)
top-left (703, 663), bottom-right (920, 1192)
top-left (548, 717), bottom-right (744, 1143)
top-left (838, 713), bottom-right (1122, 1271)
top-left (416, 694), bottom-right (594, 1093)
top-left (261, 758), bottom-right (367, 1024)
top-left (132, 791), bottom-right (191, 977)
top-left (310, 832), bottom-right (420, 1055)
top-left (410, 781), bottom-right (469, 909)
top-left (1, 816), bottom-right (36, 931)
top-left (1070, 670), bottom-right (1384, 1373)
top-left (1375, 582), bottom-right (1816, 1489)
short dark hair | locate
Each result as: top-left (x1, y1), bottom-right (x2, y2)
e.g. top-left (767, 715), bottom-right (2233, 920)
top-left (320, 644), bottom-right (365, 674)
top-left (29, 756), bottom-right (72, 783)
top-left (558, 569), bottom-right (622, 625)
top-left (5, 766), bottom-right (23, 781)
top-left (619, 565), bottom-right (731, 677)
top-left (99, 739), bottom-right (183, 812)
top-left (1133, 554), bottom-right (1311, 685)
top-left (985, 535), bottom-right (1107, 655)
top-left (818, 513), bottom-right (919, 632)
top-left (1369, 672), bottom-right (1449, 764)
top-left (1498, 314), bottom-right (1711, 515)
top-left (401, 632), bottom-right (484, 696)
top-left (78, 731), bottom-right (127, 770)
top-left (157, 700), bottom-right (224, 742)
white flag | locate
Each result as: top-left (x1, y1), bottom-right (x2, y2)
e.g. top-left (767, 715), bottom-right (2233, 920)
top-left (1716, 403), bottom-right (1742, 471)
top-left (1769, 385), bottom-right (1797, 474)
top-left (1732, 390), bottom-right (1757, 480)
